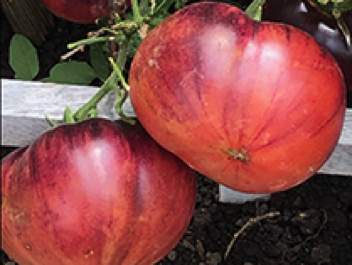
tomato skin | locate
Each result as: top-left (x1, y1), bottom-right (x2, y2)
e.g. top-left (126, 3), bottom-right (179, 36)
top-left (261, 0), bottom-right (352, 95)
top-left (2, 118), bottom-right (196, 265)
top-left (41, 0), bottom-right (132, 24)
top-left (129, 2), bottom-right (346, 193)
top-left (41, 0), bottom-right (111, 23)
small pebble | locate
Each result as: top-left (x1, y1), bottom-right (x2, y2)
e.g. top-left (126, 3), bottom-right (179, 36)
top-left (205, 252), bottom-right (222, 265)
top-left (167, 250), bottom-right (177, 261)
top-left (310, 244), bottom-right (331, 264)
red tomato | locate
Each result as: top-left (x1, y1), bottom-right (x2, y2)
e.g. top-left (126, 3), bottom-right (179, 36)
top-left (2, 118), bottom-right (196, 265)
top-left (41, 0), bottom-right (131, 23)
top-left (128, 2), bottom-right (346, 193)
top-left (261, 0), bottom-right (352, 100)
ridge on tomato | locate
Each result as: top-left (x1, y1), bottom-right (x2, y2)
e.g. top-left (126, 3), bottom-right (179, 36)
top-left (2, 118), bottom-right (196, 265)
top-left (261, 0), bottom-right (352, 100)
top-left (128, 2), bottom-right (346, 193)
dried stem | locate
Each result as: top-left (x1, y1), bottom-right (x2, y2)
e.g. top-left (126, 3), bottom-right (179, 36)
top-left (60, 45), bottom-right (85, 61)
top-left (224, 211), bottom-right (280, 259)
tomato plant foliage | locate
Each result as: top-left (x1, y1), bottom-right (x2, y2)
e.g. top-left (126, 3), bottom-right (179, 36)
top-left (8, 34), bottom-right (110, 84)
top-left (9, 34), bottom-right (39, 80)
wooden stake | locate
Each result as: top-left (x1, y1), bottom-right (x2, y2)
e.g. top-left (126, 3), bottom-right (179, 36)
top-left (1, 0), bottom-right (54, 46)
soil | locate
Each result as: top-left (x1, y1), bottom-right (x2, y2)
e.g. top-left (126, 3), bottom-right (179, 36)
top-left (1, 3), bottom-right (352, 265)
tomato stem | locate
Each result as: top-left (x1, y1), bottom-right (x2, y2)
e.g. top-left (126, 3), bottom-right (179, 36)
top-left (310, 0), bottom-right (352, 15)
top-left (60, 0), bottom-right (179, 123)
top-left (132, 0), bottom-right (143, 23)
top-left (116, 40), bottom-right (128, 70)
top-left (67, 36), bottom-right (114, 50)
top-left (246, 0), bottom-right (266, 21)
top-left (114, 87), bottom-right (136, 125)
top-left (337, 16), bottom-right (351, 47)
top-left (109, 57), bottom-right (130, 91)
top-left (153, 0), bottom-right (176, 17)
top-left (109, 57), bottom-right (136, 124)
top-left (73, 72), bottom-right (119, 121)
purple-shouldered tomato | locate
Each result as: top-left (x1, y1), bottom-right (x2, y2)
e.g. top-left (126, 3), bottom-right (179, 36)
top-left (2, 118), bottom-right (196, 265)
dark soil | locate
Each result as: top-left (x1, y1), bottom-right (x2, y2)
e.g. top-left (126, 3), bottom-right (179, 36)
top-left (1, 3), bottom-right (352, 265)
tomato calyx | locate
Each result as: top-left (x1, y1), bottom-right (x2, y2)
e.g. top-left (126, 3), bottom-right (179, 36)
top-left (245, 0), bottom-right (267, 20)
top-left (226, 148), bottom-right (250, 162)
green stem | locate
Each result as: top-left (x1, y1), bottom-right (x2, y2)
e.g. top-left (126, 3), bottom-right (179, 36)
top-left (114, 87), bottom-right (136, 125)
top-left (132, 0), bottom-right (143, 23)
top-left (109, 57), bottom-right (130, 90)
top-left (310, 0), bottom-right (352, 14)
top-left (245, 0), bottom-right (266, 21)
top-left (116, 40), bottom-right (128, 70)
top-left (337, 16), bottom-right (351, 47)
top-left (73, 73), bottom-right (119, 121)
top-left (68, 36), bottom-right (114, 49)
top-left (153, 0), bottom-right (176, 16)
top-left (67, 0), bottom-right (152, 123)
top-left (72, 31), bottom-right (131, 121)
top-left (108, 57), bottom-right (135, 124)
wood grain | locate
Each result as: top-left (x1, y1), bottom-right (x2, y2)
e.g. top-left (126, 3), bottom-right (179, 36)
top-left (1, 0), bottom-right (54, 45)
top-left (2, 79), bottom-right (135, 146)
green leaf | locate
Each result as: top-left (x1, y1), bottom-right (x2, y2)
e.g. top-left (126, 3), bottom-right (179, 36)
top-left (90, 43), bottom-right (110, 81)
top-left (9, 34), bottom-right (39, 80)
top-left (126, 32), bottom-right (142, 58)
top-left (41, 61), bottom-right (97, 85)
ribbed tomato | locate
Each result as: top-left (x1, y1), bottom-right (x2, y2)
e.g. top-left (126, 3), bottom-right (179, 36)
top-left (2, 118), bottom-right (196, 265)
top-left (261, 0), bottom-right (352, 104)
top-left (129, 2), bottom-right (346, 193)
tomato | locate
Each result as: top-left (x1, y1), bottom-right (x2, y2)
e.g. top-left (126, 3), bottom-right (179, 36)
top-left (41, 0), bottom-right (131, 23)
top-left (128, 2), bottom-right (346, 193)
top-left (261, 0), bottom-right (352, 104)
top-left (2, 118), bottom-right (196, 265)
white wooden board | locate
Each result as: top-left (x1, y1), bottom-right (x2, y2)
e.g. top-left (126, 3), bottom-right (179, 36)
top-left (1, 79), bottom-right (135, 146)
